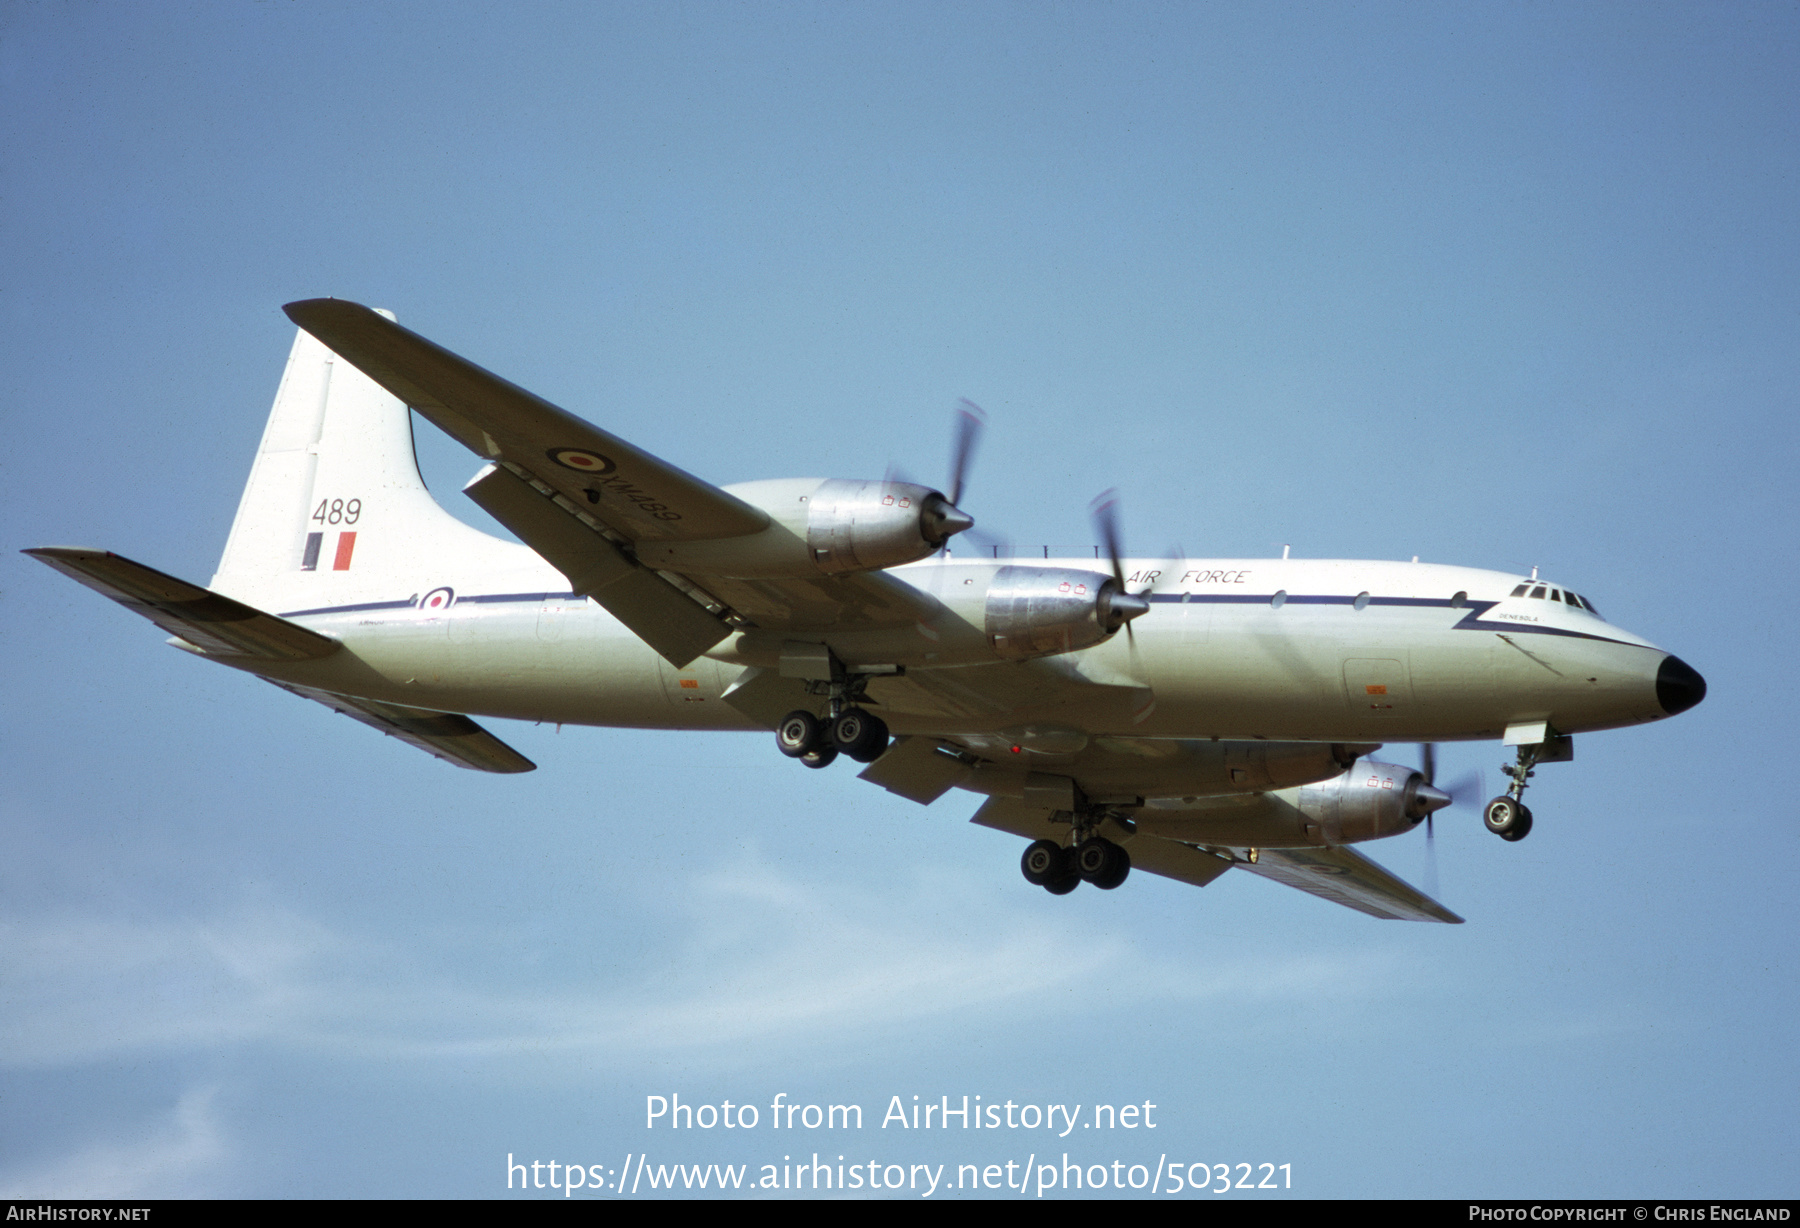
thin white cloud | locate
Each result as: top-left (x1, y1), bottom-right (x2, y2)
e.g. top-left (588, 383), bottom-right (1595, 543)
top-left (0, 1086), bottom-right (226, 1199)
top-left (0, 858), bottom-right (1407, 1073)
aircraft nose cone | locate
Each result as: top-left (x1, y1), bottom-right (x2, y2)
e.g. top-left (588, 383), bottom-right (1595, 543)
top-left (1656, 654), bottom-right (1707, 716)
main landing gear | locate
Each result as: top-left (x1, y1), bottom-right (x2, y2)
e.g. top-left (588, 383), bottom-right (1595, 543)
top-left (773, 652), bottom-right (891, 770)
top-left (1483, 742), bottom-right (1545, 841)
top-left (776, 706), bottom-right (890, 767)
top-left (1020, 809), bottom-right (1132, 895)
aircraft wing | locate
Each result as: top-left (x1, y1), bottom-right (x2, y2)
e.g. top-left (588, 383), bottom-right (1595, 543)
top-left (1223, 844), bottom-right (1463, 923)
top-left (281, 299), bottom-right (770, 544)
top-left (283, 299), bottom-right (952, 669)
top-left (968, 796), bottom-right (1461, 922)
top-left (266, 681), bottom-right (536, 774)
top-left (970, 798), bottom-right (1237, 890)
top-left (25, 548), bottom-right (339, 660)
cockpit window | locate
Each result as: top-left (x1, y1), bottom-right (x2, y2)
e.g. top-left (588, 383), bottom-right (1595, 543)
top-left (1550, 589), bottom-right (1563, 602)
top-left (1510, 583), bottom-right (1529, 597)
top-left (1529, 586), bottom-right (1547, 599)
top-left (1580, 594), bottom-right (1603, 619)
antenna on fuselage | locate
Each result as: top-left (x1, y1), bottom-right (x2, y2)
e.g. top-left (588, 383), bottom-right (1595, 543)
top-left (1530, 565), bottom-right (1539, 581)
top-left (1282, 544), bottom-right (1290, 559)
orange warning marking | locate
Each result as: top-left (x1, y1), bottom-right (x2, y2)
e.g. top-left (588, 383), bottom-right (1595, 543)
top-left (1365, 684), bottom-right (1387, 695)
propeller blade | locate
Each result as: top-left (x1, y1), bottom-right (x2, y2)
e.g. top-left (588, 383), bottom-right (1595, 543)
top-left (1424, 813), bottom-right (1439, 900)
top-left (1420, 742), bottom-right (1438, 786)
top-left (1440, 769), bottom-right (1483, 809)
top-left (947, 399), bottom-right (985, 508)
top-left (1089, 489), bottom-right (1128, 591)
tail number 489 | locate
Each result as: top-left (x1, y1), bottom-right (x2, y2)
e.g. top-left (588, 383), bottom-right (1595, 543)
top-left (312, 498), bottom-right (361, 525)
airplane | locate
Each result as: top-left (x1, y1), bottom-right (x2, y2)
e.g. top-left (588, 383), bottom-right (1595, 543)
top-left (27, 300), bottom-right (1707, 925)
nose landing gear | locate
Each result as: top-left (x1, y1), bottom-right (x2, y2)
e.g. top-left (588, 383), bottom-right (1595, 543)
top-left (1483, 795), bottom-right (1533, 841)
top-left (1482, 737), bottom-right (1568, 841)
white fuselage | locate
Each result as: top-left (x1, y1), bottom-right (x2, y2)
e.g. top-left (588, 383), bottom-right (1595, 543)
top-left (221, 547), bottom-right (1673, 747)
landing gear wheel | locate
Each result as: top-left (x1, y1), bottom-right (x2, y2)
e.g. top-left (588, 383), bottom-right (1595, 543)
top-left (830, 707), bottom-right (890, 763)
top-left (1500, 805), bottom-right (1534, 842)
top-left (776, 710), bottom-right (822, 758)
top-left (1075, 838), bottom-right (1131, 889)
top-left (1484, 796), bottom-right (1529, 839)
top-left (1043, 870), bottom-right (1080, 895)
top-left (1096, 846), bottom-right (1130, 890)
top-left (1021, 840), bottom-right (1067, 887)
top-left (799, 744), bottom-right (838, 770)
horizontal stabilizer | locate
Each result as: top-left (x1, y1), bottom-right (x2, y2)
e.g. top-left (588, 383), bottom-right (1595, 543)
top-left (26, 548), bottom-right (339, 660)
top-left (268, 680), bottom-right (536, 773)
top-left (1229, 844), bottom-right (1463, 923)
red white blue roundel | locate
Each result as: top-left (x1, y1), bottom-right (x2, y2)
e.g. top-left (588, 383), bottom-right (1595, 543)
top-left (548, 447), bottom-right (616, 475)
top-left (420, 586), bottom-right (455, 612)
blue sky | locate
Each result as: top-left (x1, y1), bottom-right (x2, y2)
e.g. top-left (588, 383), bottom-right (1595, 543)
top-left (2, 2), bottom-right (1795, 1198)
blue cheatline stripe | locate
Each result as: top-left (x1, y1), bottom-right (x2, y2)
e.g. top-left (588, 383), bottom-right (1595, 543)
top-left (277, 588), bottom-right (1646, 649)
top-left (459, 591), bottom-right (578, 605)
top-left (1148, 592), bottom-right (1463, 608)
top-left (279, 597), bottom-right (418, 617)
top-left (279, 591), bottom-right (580, 617)
top-left (1146, 592), bottom-right (1642, 647)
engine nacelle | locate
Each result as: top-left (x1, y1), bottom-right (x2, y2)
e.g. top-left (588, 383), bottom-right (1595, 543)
top-left (1130, 754), bottom-right (1447, 849)
top-left (1289, 757), bottom-right (1439, 844)
top-left (805, 478), bottom-right (968, 575)
top-left (984, 565), bottom-right (1144, 660)
top-left (639, 477), bottom-right (972, 579)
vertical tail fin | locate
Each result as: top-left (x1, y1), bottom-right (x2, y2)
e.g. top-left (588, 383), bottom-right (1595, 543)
top-left (213, 317), bottom-right (523, 606)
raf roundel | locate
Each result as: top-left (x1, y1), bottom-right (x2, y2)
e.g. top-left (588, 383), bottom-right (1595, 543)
top-left (419, 586), bottom-right (455, 613)
top-left (548, 447), bottom-right (617, 476)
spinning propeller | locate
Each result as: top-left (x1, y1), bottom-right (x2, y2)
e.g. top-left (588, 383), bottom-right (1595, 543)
top-left (889, 400), bottom-right (985, 553)
top-left (1087, 489), bottom-right (1157, 637)
top-left (1416, 743), bottom-right (1484, 900)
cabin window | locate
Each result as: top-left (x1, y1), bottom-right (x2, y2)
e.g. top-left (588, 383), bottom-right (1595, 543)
top-left (1353, 591), bottom-right (1370, 611)
top-left (1270, 590), bottom-right (1287, 609)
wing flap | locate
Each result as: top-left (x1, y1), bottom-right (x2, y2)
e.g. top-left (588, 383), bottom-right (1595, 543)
top-left (25, 548), bottom-right (339, 661)
top-left (969, 798), bottom-right (1235, 890)
top-left (282, 299), bottom-right (769, 544)
top-left (857, 736), bottom-right (975, 804)
top-left (268, 680), bottom-right (536, 773)
top-left (1227, 844), bottom-right (1463, 923)
top-left (463, 463), bottom-right (730, 666)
